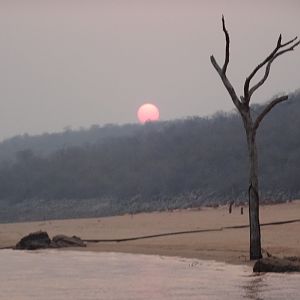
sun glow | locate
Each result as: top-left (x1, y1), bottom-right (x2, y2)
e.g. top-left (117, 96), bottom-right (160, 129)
top-left (137, 103), bottom-right (160, 124)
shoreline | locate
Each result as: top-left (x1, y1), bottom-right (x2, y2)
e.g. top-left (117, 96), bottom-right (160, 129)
top-left (1, 201), bottom-right (300, 265)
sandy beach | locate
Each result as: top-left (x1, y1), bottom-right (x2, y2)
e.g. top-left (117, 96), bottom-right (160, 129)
top-left (1, 201), bottom-right (300, 264)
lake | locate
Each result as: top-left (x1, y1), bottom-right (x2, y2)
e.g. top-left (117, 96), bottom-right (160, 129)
top-left (0, 250), bottom-right (299, 299)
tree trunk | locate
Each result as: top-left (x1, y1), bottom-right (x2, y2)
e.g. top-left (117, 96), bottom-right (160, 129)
top-left (247, 129), bottom-right (262, 260)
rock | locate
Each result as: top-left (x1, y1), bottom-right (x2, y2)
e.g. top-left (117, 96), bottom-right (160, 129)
top-left (15, 232), bottom-right (86, 250)
top-left (284, 256), bottom-right (300, 263)
top-left (253, 257), bottom-right (300, 273)
top-left (15, 231), bottom-right (51, 250)
top-left (52, 235), bottom-right (86, 248)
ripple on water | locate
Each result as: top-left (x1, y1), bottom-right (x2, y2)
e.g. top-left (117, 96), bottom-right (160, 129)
top-left (0, 250), bottom-right (299, 300)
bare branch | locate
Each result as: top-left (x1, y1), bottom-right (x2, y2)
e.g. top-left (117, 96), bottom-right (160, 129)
top-left (210, 16), bottom-right (241, 111)
top-left (281, 36), bottom-right (298, 47)
top-left (244, 36), bottom-right (299, 103)
top-left (253, 95), bottom-right (288, 132)
top-left (244, 35), bottom-right (281, 102)
top-left (276, 34), bottom-right (282, 48)
top-left (210, 55), bottom-right (241, 110)
top-left (248, 60), bottom-right (273, 99)
top-left (248, 39), bottom-right (300, 99)
top-left (275, 39), bottom-right (300, 56)
top-left (222, 15), bottom-right (230, 74)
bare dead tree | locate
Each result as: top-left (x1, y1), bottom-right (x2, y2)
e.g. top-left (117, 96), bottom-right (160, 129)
top-left (210, 16), bottom-right (299, 260)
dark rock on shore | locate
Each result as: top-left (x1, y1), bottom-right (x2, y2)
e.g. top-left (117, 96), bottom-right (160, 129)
top-left (15, 231), bottom-right (52, 250)
top-left (253, 257), bottom-right (300, 273)
top-left (15, 232), bottom-right (86, 250)
top-left (52, 235), bottom-right (86, 248)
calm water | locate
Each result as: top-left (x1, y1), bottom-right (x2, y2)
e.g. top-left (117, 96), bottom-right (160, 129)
top-left (0, 250), bottom-right (300, 300)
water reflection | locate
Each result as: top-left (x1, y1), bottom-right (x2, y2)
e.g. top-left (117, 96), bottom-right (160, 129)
top-left (0, 250), bottom-right (299, 300)
top-left (242, 271), bottom-right (300, 300)
top-left (243, 274), bottom-right (265, 300)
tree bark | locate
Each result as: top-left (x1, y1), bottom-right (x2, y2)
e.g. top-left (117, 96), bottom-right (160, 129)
top-left (242, 112), bottom-right (262, 260)
top-left (246, 128), bottom-right (262, 259)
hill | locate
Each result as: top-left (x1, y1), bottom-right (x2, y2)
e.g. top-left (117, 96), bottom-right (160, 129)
top-left (0, 90), bottom-right (299, 222)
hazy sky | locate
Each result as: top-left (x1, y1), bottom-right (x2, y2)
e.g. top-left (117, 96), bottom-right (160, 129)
top-left (0, 0), bottom-right (299, 140)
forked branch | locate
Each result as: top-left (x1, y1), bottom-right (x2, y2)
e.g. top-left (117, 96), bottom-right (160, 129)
top-left (210, 17), bottom-right (241, 110)
top-left (244, 36), bottom-right (300, 103)
top-left (253, 95), bottom-right (289, 132)
top-left (210, 16), bottom-right (298, 125)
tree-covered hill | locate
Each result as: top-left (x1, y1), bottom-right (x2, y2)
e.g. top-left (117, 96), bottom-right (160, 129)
top-left (0, 90), bottom-right (299, 222)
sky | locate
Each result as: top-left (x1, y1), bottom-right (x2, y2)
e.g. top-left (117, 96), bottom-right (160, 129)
top-left (0, 0), bottom-right (299, 140)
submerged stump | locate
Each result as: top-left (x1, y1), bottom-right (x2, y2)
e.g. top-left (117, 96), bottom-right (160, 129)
top-left (253, 257), bottom-right (300, 273)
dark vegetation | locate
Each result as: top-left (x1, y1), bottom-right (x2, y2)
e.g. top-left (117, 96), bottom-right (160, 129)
top-left (0, 91), bottom-right (299, 222)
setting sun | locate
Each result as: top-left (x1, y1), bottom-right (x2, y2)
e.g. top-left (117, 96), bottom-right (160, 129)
top-left (137, 103), bottom-right (160, 124)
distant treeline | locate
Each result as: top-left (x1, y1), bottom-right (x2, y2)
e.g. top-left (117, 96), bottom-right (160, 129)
top-left (0, 90), bottom-right (299, 222)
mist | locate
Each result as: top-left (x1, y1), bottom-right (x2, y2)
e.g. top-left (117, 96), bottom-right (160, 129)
top-left (0, 0), bottom-right (299, 140)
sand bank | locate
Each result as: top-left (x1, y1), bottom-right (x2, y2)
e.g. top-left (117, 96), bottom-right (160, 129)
top-left (1, 201), bottom-right (300, 264)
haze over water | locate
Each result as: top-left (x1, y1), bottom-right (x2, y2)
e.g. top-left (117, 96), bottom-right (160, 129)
top-left (0, 250), bottom-right (300, 300)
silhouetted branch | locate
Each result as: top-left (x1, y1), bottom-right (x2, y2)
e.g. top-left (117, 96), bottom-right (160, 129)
top-left (281, 36), bottom-right (298, 47)
top-left (210, 16), bottom-right (241, 110)
top-left (210, 56), bottom-right (241, 110)
top-left (222, 15), bottom-right (230, 74)
top-left (253, 95), bottom-right (288, 132)
top-left (244, 36), bottom-right (300, 103)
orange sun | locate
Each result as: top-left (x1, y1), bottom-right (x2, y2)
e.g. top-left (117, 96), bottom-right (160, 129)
top-left (137, 103), bottom-right (160, 124)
